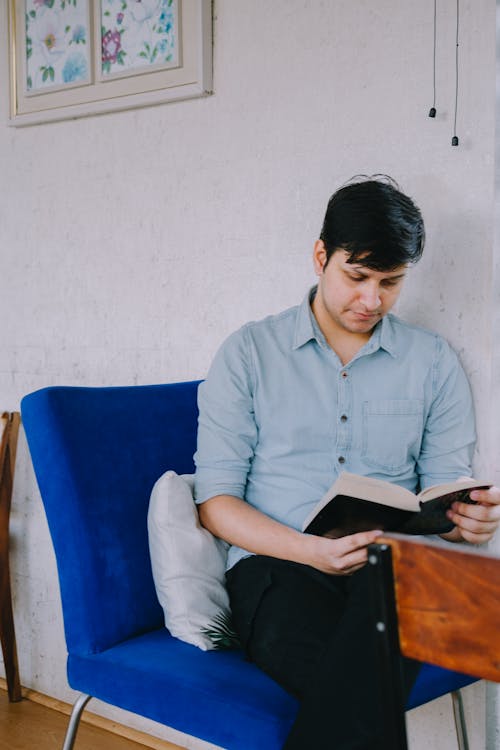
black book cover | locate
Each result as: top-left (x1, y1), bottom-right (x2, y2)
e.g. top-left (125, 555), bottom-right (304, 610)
top-left (303, 488), bottom-right (481, 539)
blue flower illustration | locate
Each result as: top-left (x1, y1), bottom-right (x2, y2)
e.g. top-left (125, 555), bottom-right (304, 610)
top-left (72, 25), bottom-right (86, 44)
top-left (62, 52), bottom-right (88, 83)
top-left (158, 9), bottom-right (173, 34)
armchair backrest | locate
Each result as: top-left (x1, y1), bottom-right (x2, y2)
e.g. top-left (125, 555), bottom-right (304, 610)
top-left (21, 382), bottom-right (201, 656)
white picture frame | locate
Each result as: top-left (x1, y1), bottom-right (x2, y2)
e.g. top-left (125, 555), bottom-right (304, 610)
top-left (8, 0), bottom-right (213, 127)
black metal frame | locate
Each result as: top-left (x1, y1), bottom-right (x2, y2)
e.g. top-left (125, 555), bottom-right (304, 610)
top-left (368, 541), bottom-right (470, 750)
top-left (367, 542), bottom-right (409, 750)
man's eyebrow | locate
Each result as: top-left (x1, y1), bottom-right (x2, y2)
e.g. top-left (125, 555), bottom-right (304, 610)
top-left (345, 266), bottom-right (407, 279)
top-left (344, 266), bottom-right (369, 275)
top-left (383, 271), bottom-right (407, 280)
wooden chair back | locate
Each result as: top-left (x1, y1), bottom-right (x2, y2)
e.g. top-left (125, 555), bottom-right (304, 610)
top-left (383, 534), bottom-right (500, 682)
top-left (368, 533), bottom-right (500, 749)
top-left (0, 411), bottom-right (22, 701)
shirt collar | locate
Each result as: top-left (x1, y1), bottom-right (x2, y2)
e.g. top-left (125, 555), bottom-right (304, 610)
top-left (292, 286), bottom-right (398, 358)
top-left (292, 287), bottom-right (322, 349)
top-left (365, 314), bottom-right (398, 358)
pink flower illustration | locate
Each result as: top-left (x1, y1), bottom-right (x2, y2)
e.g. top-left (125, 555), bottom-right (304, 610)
top-left (102, 29), bottom-right (121, 63)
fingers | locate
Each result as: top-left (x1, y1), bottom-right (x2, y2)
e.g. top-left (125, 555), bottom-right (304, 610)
top-left (323, 529), bottom-right (384, 576)
top-left (470, 486), bottom-right (500, 506)
top-left (455, 526), bottom-right (497, 545)
top-left (338, 529), bottom-right (384, 553)
top-left (447, 498), bottom-right (500, 544)
top-left (449, 500), bottom-right (500, 523)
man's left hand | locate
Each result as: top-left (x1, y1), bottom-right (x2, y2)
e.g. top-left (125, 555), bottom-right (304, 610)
top-left (444, 486), bottom-right (500, 544)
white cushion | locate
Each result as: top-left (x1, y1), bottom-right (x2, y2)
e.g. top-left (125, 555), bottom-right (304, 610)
top-left (147, 471), bottom-right (231, 650)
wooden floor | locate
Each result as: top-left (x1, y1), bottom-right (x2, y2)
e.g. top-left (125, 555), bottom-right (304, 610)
top-left (0, 689), bottom-right (151, 750)
top-left (0, 685), bottom-right (189, 750)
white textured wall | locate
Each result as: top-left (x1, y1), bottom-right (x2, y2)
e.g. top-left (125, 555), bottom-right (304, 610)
top-left (1, 1), bottom-right (497, 748)
top-left (487, 5), bottom-right (500, 747)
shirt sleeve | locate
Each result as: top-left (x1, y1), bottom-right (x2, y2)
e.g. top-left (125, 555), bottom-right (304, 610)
top-left (194, 325), bottom-right (257, 504)
top-left (417, 336), bottom-right (476, 490)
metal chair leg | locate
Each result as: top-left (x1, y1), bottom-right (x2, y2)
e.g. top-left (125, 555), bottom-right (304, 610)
top-left (451, 690), bottom-right (469, 750)
top-left (62, 693), bottom-right (92, 750)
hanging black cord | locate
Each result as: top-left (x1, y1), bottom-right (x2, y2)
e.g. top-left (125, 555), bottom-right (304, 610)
top-left (452, 0), bottom-right (460, 145)
top-left (429, 0), bottom-right (437, 117)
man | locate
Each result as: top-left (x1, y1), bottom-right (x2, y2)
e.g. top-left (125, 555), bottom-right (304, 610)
top-left (194, 177), bottom-right (500, 750)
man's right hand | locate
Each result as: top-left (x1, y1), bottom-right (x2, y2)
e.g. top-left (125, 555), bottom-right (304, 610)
top-left (303, 529), bottom-right (384, 575)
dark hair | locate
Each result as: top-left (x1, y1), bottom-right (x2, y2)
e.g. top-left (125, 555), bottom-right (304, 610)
top-left (319, 175), bottom-right (425, 270)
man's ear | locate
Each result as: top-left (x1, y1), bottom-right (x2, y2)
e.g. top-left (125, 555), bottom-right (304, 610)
top-left (313, 240), bottom-right (328, 275)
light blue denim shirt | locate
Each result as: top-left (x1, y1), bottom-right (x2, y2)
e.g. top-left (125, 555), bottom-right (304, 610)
top-left (194, 288), bottom-right (476, 570)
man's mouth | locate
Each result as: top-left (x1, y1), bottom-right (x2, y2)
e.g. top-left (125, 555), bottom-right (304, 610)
top-left (351, 311), bottom-right (380, 320)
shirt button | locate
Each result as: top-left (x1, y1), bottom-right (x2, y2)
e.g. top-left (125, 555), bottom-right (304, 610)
top-left (341, 371), bottom-right (348, 378)
top-left (340, 414), bottom-right (348, 422)
top-left (338, 456), bottom-right (346, 464)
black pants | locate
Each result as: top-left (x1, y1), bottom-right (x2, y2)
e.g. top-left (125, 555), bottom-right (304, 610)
top-left (226, 555), bottom-right (420, 750)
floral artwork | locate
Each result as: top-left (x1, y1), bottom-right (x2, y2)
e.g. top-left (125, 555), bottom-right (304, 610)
top-left (101, 0), bottom-right (177, 77)
top-left (10, 0), bottom-right (210, 125)
top-left (25, 0), bottom-right (91, 93)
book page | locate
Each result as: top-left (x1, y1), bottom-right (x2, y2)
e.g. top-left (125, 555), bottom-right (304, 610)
top-left (418, 479), bottom-right (491, 503)
top-left (332, 473), bottom-right (418, 511)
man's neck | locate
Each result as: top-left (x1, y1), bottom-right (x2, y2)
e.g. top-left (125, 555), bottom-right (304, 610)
top-left (325, 329), bottom-right (373, 366)
top-left (311, 299), bottom-right (375, 366)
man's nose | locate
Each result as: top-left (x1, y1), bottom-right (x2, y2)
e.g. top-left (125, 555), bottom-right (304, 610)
top-left (360, 283), bottom-right (381, 310)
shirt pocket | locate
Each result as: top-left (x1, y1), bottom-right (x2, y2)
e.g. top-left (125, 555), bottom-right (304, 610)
top-left (361, 399), bottom-right (424, 475)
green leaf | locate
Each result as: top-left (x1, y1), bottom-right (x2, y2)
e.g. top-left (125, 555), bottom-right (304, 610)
top-left (48, 66), bottom-right (54, 81)
top-left (42, 68), bottom-right (49, 82)
top-left (29, 10), bottom-right (36, 18)
top-left (200, 612), bottom-right (241, 650)
top-left (65, 25), bottom-right (70, 33)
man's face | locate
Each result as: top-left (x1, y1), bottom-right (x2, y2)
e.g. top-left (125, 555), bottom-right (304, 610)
top-left (312, 242), bottom-right (407, 337)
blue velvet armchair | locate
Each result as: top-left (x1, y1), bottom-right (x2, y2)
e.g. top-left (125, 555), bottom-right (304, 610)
top-left (21, 382), bottom-right (477, 749)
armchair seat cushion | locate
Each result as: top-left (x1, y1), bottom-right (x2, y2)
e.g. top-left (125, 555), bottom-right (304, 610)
top-left (68, 629), bottom-right (297, 750)
top-left (406, 664), bottom-right (476, 710)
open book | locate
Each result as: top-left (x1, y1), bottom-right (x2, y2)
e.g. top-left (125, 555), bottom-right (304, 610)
top-left (302, 473), bottom-right (491, 538)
